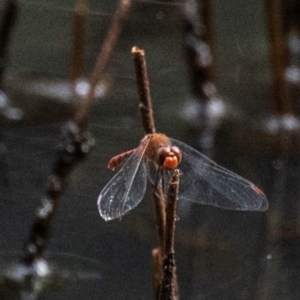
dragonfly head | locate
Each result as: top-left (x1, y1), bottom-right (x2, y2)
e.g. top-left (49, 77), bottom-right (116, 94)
top-left (157, 145), bottom-right (182, 170)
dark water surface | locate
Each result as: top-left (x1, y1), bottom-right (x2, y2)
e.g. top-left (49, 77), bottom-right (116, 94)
top-left (0, 0), bottom-right (299, 299)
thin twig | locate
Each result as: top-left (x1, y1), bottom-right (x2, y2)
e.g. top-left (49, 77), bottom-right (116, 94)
top-left (265, 0), bottom-right (290, 115)
top-left (152, 247), bottom-right (163, 300)
top-left (131, 46), bottom-right (164, 246)
top-left (0, 0), bottom-right (18, 87)
top-left (131, 46), bottom-right (167, 299)
top-left (164, 169), bottom-right (180, 256)
top-left (75, 0), bottom-right (131, 129)
top-left (69, 0), bottom-right (88, 84)
top-left (183, 0), bottom-right (223, 154)
top-left (21, 121), bottom-right (95, 265)
top-left (152, 187), bottom-right (167, 298)
top-left (183, 0), bottom-right (216, 102)
top-left (19, 0), bottom-right (131, 269)
top-left (131, 46), bottom-right (156, 134)
top-left (153, 188), bottom-right (166, 254)
top-left (158, 169), bottom-right (180, 300)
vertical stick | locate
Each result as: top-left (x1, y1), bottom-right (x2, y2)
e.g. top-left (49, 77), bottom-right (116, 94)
top-left (153, 188), bottom-right (166, 254)
top-left (75, 0), bottom-right (131, 129)
top-left (265, 0), bottom-right (290, 115)
top-left (183, 0), bottom-right (221, 154)
top-left (20, 0), bottom-right (131, 267)
top-left (132, 47), bottom-right (164, 245)
top-left (0, 0), bottom-right (18, 87)
top-left (69, 0), bottom-right (88, 84)
top-left (164, 170), bottom-right (180, 256)
top-left (131, 46), bottom-right (167, 299)
top-left (183, 0), bottom-right (216, 102)
top-left (21, 122), bottom-right (95, 265)
top-left (132, 46), bottom-right (156, 134)
top-left (159, 169), bottom-right (180, 300)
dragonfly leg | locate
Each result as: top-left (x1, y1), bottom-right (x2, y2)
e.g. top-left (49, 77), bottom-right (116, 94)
top-left (154, 167), bottom-right (162, 189)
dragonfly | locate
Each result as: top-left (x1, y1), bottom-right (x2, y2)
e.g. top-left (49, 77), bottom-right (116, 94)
top-left (97, 133), bottom-right (268, 221)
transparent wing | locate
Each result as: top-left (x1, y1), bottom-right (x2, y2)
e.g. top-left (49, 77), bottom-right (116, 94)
top-left (98, 139), bottom-right (150, 221)
top-left (170, 138), bottom-right (268, 211)
top-left (146, 161), bottom-right (171, 190)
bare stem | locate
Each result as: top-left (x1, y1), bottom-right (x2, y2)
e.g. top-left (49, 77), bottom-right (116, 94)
top-left (0, 0), bottom-right (18, 87)
top-left (69, 0), bottom-right (88, 84)
top-left (153, 187), bottom-right (166, 254)
top-left (75, 0), bottom-right (131, 129)
top-left (132, 46), bottom-right (156, 134)
top-left (21, 120), bottom-right (95, 265)
top-left (164, 169), bottom-right (180, 255)
top-left (131, 47), bottom-right (167, 298)
top-left (183, 0), bottom-right (216, 102)
top-left (158, 169), bottom-right (180, 300)
top-left (152, 247), bottom-right (163, 300)
top-left (19, 0), bottom-right (132, 268)
top-left (265, 0), bottom-right (290, 115)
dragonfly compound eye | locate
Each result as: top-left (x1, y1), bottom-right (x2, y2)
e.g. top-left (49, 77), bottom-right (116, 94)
top-left (157, 146), bottom-right (181, 170)
top-left (170, 146), bottom-right (182, 164)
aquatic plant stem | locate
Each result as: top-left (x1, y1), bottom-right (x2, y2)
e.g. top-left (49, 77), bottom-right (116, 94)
top-left (183, 0), bottom-right (216, 102)
top-left (153, 188), bottom-right (166, 254)
top-left (152, 188), bottom-right (167, 298)
top-left (183, 0), bottom-right (225, 155)
top-left (131, 46), bottom-right (168, 298)
top-left (0, 0), bottom-right (18, 87)
top-left (158, 169), bottom-right (180, 300)
top-left (132, 46), bottom-right (156, 134)
top-left (75, 0), bottom-right (131, 130)
top-left (20, 0), bottom-right (131, 267)
top-left (265, 0), bottom-right (290, 115)
top-left (164, 170), bottom-right (180, 261)
top-left (131, 46), bottom-right (166, 250)
top-left (69, 0), bottom-right (88, 84)
top-left (21, 121), bottom-right (94, 265)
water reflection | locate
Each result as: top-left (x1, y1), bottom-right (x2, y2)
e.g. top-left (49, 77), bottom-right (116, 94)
top-left (6, 76), bottom-right (107, 104)
top-left (0, 90), bottom-right (23, 121)
top-left (0, 251), bottom-right (102, 300)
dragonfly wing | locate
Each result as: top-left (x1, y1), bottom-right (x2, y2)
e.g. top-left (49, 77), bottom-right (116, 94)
top-left (146, 161), bottom-right (171, 191)
top-left (170, 138), bottom-right (268, 211)
top-left (98, 144), bottom-right (150, 221)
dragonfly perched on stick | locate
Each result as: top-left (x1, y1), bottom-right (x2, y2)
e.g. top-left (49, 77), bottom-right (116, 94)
top-left (97, 133), bottom-right (268, 221)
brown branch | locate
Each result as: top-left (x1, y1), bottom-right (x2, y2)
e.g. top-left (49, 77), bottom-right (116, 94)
top-left (131, 46), bottom-right (156, 134)
top-left (21, 121), bottom-right (95, 265)
top-left (18, 0), bottom-right (131, 272)
top-left (183, 0), bottom-right (216, 102)
top-left (131, 46), bottom-right (164, 245)
top-left (75, 0), bottom-right (131, 129)
top-left (69, 0), bottom-right (88, 84)
top-left (131, 47), bottom-right (167, 298)
top-left (158, 169), bottom-right (180, 300)
top-left (265, 0), bottom-right (290, 115)
top-left (0, 0), bottom-right (18, 87)
top-left (152, 187), bottom-right (167, 297)
top-left (153, 188), bottom-right (166, 254)
top-left (164, 169), bottom-right (180, 255)
top-left (152, 247), bottom-right (163, 300)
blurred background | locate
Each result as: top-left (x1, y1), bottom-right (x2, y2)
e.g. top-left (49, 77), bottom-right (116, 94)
top-left (0, 0), bottom-right (300, 299)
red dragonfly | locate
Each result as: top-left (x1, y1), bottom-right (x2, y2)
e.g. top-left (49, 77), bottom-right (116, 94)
top-left (97, 133), bottom-right (268, 221)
